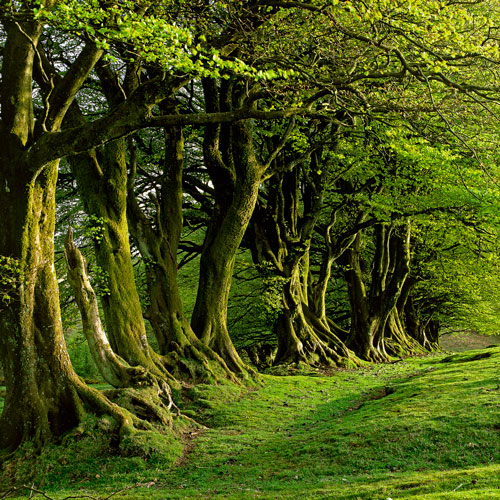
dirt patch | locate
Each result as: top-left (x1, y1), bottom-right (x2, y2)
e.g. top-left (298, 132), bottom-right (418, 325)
top-left (439, 332), bottom-right (500, 352)
top-left (175, 429), bottom-right (206, 466)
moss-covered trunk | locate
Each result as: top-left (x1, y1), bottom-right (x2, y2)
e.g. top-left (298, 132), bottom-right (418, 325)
top-left (0, 159), bottom-right (158, 453)
top-left (190, 81), bottom-right (260, 377)
top-left (385, 308), bottom-right (426, 357)
top-left (342, 223), bottom-right (418, 361)
top-left (190, 159), bottom-right (260, 375)
top-left (0, 11), bottom-right (192, 455)
top-left (403, 295), bottom-right (440, 351)
top-left (0, 159), bottom-right (85, 452)
top-left (0, 18), bottom-right (89, 452)
top-left (127, 118), bottom-right (237, 383)
top-left (274, 259), bottom-right (356, 367)
top-left (249, 159), bottom-right (357, 368)
top-left (68, 141), bottom-right (174, 384)
top-left (64, 228), bottom-right (156, 388)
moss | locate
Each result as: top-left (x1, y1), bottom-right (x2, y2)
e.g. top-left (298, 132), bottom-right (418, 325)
top-left (441, 350), bottom-right (493, 363)
top-left (3, 350), bottom-right (500, 498)
top-left (119, 430), bottom-right (183, 463)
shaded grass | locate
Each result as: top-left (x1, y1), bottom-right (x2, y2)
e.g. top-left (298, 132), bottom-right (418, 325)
top-left (1, 348), bottom-right (500, 499)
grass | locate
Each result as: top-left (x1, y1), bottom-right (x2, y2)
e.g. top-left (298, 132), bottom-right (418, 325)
top-left (1, 347), bottom-right (500, 499)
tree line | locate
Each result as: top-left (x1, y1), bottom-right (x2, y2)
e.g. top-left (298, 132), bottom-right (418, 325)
top-left (1, 0), bottom-right (500, 456)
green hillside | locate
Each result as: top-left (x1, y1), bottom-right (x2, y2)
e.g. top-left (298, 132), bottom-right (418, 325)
top-left (2, 346), bottom-right (499, 499)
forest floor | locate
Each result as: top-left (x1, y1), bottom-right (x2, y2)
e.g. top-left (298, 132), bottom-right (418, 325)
top-left (1, 341), bottom-right (500, 499)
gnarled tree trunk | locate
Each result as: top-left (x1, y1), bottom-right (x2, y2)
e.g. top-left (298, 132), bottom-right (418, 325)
top-left (402, 293), bottom-right (440, 351)
top-left (342, 222), bottom-right (419, 361)
top-left (190, 80), bottom-right (260, 377)
top-left (0, 159), bottom-right (84, 452)
top-left (274, 258), bottom-right (355, 366)
top-left (64, 228), bottom-right (158, 388)
top-left (68, 139), bottom-right (176, 386)
top-left (127, 112), bottom-right (238, 384)
top-left (249, 151), bottom-right (358, 368)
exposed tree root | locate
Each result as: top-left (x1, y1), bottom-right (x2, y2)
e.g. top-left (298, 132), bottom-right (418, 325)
top-left (63, 228), bottom-right (199, 448)
top-left (162, 338), bottom-right (242, 386)
top-left (241, 343), bottom-right (276, 370)
top-left (274, 302), bottom-right (360, 368)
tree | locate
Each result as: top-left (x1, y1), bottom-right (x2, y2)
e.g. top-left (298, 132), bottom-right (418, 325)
top-left (2, 0), bottom-right (500, 454)
top-left (0, 0), bottom-right (291, 452)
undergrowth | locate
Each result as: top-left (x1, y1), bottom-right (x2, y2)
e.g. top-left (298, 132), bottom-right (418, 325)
top-left (1, 347), bottom-right (499, 499)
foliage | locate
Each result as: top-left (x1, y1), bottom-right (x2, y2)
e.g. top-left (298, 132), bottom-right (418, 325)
top-left (82, 215), bottom-right (106, 244)
top-left (36, 0), bottom-right (295, 80)
top-left (0, 256), bottom-right (22, 308)
top-left (66, 332), bottom-right (101, 381)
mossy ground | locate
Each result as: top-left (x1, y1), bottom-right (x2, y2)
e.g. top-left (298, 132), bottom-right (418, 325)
top-left (1, 347), bottom-right (500, 499)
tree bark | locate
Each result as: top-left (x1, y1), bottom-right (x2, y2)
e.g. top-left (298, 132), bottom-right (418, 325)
top-left (0, 160), bottom-right (85, 452)
top-left (0, 12), bottom-right (179, 453)
top-left (402, 293), bottom-right (440, 351)
top-left (0, 14), bottom-right (90, 453)
top-left (342, 222), bottom-right (420, 361)
top-left (274, 260), bottom-right (356, 366)
top-left (248, 148), bottom-right (358, 368)
top-left (64, 228), bottom-right (157, 388)
top-left (67, 142), bottom-right (176, 385)
top-left (190, 156), bottom-right (261, 375)
top-left (190, 80), bottom-right (260, 377)
top-left (127, 111), bottom-right (238, 383)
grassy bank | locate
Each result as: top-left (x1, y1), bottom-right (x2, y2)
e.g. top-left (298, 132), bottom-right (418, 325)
top-left (1, 347), bottom-right (499, 499)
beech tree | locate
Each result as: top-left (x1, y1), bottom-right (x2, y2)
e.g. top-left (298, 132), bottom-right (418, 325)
top-left (2, 0), bottom-right (500, 455)
top-left (245, 120), bottom-right (360, 367)
top-left (0, 0), bottom-right (297, 453)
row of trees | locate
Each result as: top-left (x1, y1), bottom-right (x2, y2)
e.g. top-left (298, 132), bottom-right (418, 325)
top-left (1, 0), bottom-right (500, 456)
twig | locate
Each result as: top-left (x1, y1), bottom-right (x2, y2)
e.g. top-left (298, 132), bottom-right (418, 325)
top-left (0, 482), bottom-right (156, 500)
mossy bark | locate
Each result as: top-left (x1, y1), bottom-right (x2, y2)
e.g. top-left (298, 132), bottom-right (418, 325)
top-left (64, 228), bottom-right (159, 388)
top-left (190, 164), bottom-right (260, 376)
top-left (127, 115), bottom-right (238, 384)
top-left (274, 261), bottom-right (357, 367)
top-left (67, 141), bottom-right (176, 386)
top-left (0, 157), bottom-right (179, 454)
top-left (384, 309), bottom-right (426, 357)
top-left (402, 294), bottom-right (440, 351)
top-left (248, 162), bottom-right (357, 368)
top-left (190, 81), bottom-right (259, 378)
top-left (0, 160), bottom-right (86, 452)
top-left (0, 12), bottom-right (190, 455)
top-left (0, 17), bottom-right (90, 453)
top-left (342, 223), bottom-right (420, 361)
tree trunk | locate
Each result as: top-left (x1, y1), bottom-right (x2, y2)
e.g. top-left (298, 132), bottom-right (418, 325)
top-left (0, 10), bottom-right (193, 455)
top-left (403, 295), bottom-right (440, 351)
top-left (0, 17), bottom-right (91, 451)
top-left (68, 141), bottom-right (175, 385)
top-left (127, 120), bottom-right (238, 383)
top-left (0, 157), bottom-right (176, 454)
top-left (64, 228), bottom-right (157, 388)
top-left (342, 224), bottom-right (414, 362)
top-left (248, 158), bottom-right (357, 368)
top-left (384, 308), bottom-right (426, 357)
top-left (0, 160), bottom-right (85, 452)
top-left (341, 258), bottom-right (388, 362)
top-left (274, 261), bottom-right (357, 366)
top-left (191, 192), bottom-right (258, 375)
top-left (190, 81), bottom-right (259, 377)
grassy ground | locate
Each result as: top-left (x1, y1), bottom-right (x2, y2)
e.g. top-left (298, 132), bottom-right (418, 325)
top-left (1, 346), bottom-right (500, 499)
